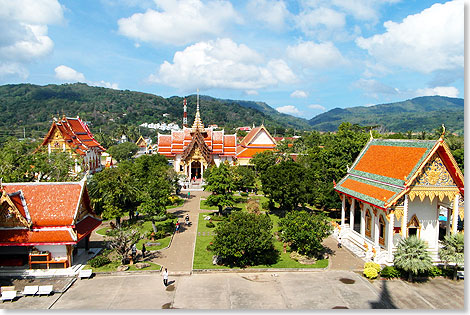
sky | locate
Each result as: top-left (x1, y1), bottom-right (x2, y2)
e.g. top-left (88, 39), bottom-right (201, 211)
top-left (0, 0), bottom-right (465, 120)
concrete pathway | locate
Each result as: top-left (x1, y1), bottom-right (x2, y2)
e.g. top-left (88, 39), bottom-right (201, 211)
top-left (322, 236), bottom-right (365, 271)
top-left (150, 190), bottom-right (210, 274)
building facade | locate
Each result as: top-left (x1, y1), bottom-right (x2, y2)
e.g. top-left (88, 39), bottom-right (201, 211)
top-left (40, 116), bottom-right (106, 174)
top-left (334, 136), bottom-right (464, 264)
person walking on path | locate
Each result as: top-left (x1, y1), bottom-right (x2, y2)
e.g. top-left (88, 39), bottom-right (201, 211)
top-left (187, 191), bottom-right (190, 199)
top-left (162, 268), bottom-right (169, 286)
top-left (141, 243), bottom-right (146, 259)
top-left (175, 221), bottom-right (180, 233)
top-left (131, 243), bottom-right (137, 261)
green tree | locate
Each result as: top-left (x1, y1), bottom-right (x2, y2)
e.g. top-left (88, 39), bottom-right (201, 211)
top-left (278, 211), bottom-right (332, 257)
top-left (261, 159), bottom-right (307, 210)
top-left (88, 161), bottom-right (138, 227)
top-left (212, 212), bottom-right (277, 267)
top-left (439, 232), bottom-right (464, 280)
top-left (203, 162), bottom-right (236, 214)
top-left (393, 236), bottom-right (433, 281)
top-left (251, 150), bottom-right (278, 175)
top-left (107, 142), bottom-right (139, 162)
top-left (232, 165), bottom-right (255, 192)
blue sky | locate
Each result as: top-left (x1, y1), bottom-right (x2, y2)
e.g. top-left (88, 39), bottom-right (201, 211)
top-left (0, 0), bottom-right (464, 120)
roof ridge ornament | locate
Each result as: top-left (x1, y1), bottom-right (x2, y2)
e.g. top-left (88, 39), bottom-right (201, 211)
top-left (191, 89), bottom-right (205, 133)
top-left (369, 129), bottom-right (373, 140)
top-left (440, 124), bottom-right (446, 139)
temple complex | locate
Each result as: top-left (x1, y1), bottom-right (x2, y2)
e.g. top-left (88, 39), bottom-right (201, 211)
top-left (39, 115), bottom-right (106, 174)
top-left (236, 125), bottom-right (277, 166)
top-left (333, 134), bottom-right (464, 264)
top-left (0, 180), bottom-right (101, 269)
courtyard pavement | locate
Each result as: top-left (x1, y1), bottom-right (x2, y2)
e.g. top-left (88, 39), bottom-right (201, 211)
top-left (0, 191), bottom-right (465, 310)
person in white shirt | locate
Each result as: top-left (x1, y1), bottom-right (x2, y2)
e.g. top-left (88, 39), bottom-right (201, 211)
top-left (162, 268), bottom-right (169, 286)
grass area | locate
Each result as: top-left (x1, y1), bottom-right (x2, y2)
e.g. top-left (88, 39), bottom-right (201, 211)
top-left (200, 199), bottom-right (219, 210)
top-left (83, 260), bottom-right (161, 272)
top-left (137, 235), bottom-right (171, 251)
top-left (192, 212), bottom-right (329, 270)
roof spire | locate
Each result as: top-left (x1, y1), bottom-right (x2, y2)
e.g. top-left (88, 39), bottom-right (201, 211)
top-left (369, 129), bottom-right (373, 140)
top-left (191, 89), bottom-right (205, 132)
top-left (440, 124), bottom-right (446, 139)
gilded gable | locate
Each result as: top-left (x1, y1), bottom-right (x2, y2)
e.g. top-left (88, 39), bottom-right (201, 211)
top-left (414, 154), bottom-right (456, 187)
top-left (0, 193), bottom-right (30, 228)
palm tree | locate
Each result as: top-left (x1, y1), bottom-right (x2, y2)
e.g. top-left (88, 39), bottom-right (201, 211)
top-left (393, 236), bottom-right (433, 281)
top-left (439, 233), bottom-right (464, 280)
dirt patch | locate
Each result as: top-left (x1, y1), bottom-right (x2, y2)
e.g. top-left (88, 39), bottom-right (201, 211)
top-left (165, 284), bottom-right (175, 291)
top-left (339, 278), bottom-right (355, 284)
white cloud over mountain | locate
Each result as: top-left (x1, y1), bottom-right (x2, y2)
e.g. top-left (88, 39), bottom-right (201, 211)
top-left (290, 90), bottom-right (308, 98)
top-left (356, 0), bottom-right (463, 74)
top-left (55, 65), bottom-right (119, 89)
top-left (276, 105), bottom-right (302, 116)
top-left (118, 0), bottom-right (240, 46)
top-left (149, 38), bottom-right (296, 91)
top-left (0, 0), bottom-right (63, 78)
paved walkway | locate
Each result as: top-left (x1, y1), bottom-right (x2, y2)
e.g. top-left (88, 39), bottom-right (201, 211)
top-left (323, 236), bottom-right (365, 271)
top-left (150, 190), bottom-right (210, 274)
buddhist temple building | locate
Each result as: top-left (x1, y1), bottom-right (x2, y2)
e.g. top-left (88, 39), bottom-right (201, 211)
top-left (334, 135), bottom-right (464, 265)
top-left (157, 96), bottom-right (237, 180)
top-left (0, 180), bottom-right (101, 269)
top-left (236, 125), bottom-right (278, 166)
top-left (40, 116), bottom-right (106, 174)
top-left (135, 136), bottom-right (153, 156)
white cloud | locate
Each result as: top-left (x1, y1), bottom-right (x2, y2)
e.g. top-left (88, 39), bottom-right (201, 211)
top-left (330, 0), bottom-right (400, 22)
top-left (245, 90), bottom-right (259, 95)
top-left (295, 7), bottom-right (345, 39)
top-left (414, 86), bottom-right (459, 98)
top-left (149, 38), bottom-right (296, 91)
top-left (54, 65), bottom-right (86, 82)
top-left (287, 41), bottom-right (346, 68)
top-left (55, 65), bottom-right (119, 89)
top-left (0, 0), bottom-right (63, 78)
top-left (356, 0), bottom-right (463, 74)
top-left (308, 104), bottom-right (326, 111)
top-left (246, 0), bottom-right (290, 31)
top-left (353, 78), bottom-right (399, 99)
top-left (117, 0), bottom-right (240, 46)
top-left (290, 90), bottom-right (308, 98)
top-left (276, 105), bottom-right (302, 116)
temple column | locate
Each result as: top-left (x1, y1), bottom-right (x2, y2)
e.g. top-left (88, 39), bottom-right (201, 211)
top-left (201, 164), bottom-right (204, 179)
top-left (452, 194), bottom-right (459, 234)
top-left (341, 196), bottom-right (345, 226)
top-left (374, 210), bottom-right (379, 246)
top-left (388, 211), bottom-right (394, 261)
top-left (360, 204), bottom-right (365, 237)
top-left (48, 143), bottom-right (51, 154)
top-left (446, 207), bottom-right (451, 236)
top-left (402, 195), bottom-right (409, 238)
top-left (350, 199), bottom-right (355, 231)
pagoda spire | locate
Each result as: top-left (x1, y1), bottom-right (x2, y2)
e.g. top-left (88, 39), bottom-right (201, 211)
top-left (191, 89), bottom-right (205, 132)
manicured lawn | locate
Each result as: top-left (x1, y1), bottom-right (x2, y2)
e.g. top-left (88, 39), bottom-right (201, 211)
top-left (199, 199), bottom-right (219, 210)
top-left (192, 212), bottom-right (329, 270)
top-left (137, 235), bottom-right (171, 251)
top-left (83, 260), bottom-right (161, 272)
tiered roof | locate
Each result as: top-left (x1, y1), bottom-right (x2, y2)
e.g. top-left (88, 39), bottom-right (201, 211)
top-left (236, 125), bottom-right (277, 159)
top-left (0, 181), bottom-right (101, 246)
top-left (334, 138), bottom-right (464, 210)
top-left (40, 116), bottom-right (105, 155)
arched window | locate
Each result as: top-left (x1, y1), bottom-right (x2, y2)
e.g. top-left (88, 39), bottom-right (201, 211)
top-left (407, 214), bottom-right (420, 238)
top-left (365, 209), bottom-right (372, 237)
top-left (379, 215), bottom-right (385, 245)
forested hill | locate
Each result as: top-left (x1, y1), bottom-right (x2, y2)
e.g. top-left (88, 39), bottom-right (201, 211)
top-left (309, 96), bottom-right (464, 134)
top-left (0, 83), bottom-right (310, 141)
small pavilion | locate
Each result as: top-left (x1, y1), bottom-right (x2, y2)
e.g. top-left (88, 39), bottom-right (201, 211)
top-left (334, 134), bottom-right (464, 264)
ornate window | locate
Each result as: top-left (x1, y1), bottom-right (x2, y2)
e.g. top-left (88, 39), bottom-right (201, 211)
top-left (379, 215), bottom-right (385, 246)
top-left (407, 214), bottom-right (421, 238)
top-left (365, 209), bottom-right (372, 237)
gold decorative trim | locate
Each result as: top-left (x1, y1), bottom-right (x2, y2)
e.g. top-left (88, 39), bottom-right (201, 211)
top-left (408, 187), bottom-right (459, 203)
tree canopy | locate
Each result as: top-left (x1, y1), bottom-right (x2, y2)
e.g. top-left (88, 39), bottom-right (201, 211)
top-left (203, 162), bottom-right (236, 214)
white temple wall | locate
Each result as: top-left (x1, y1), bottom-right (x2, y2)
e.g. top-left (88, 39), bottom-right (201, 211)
top-left (408, 197), bottom-right (439, 249)
top-left (35, 245), bottom-right (67, 259)
top-left (251, 131), bottom-right (274, 145)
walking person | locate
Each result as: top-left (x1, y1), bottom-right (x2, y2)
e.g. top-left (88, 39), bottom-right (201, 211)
top-left (185, 214), bottom-right (190, 226)
top-left (131, 243), bottom-right (137, 261)
top-left (175, 221), bottom-right (180, 233)
top-left (162, 268), bottom-right (169, 286)
top-left (337, 236), bottom-right (342, 249)
top-left (141, 243), bottom-right (146, 259)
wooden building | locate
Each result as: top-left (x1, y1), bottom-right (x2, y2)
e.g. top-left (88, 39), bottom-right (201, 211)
top-left (0, 180), bottom-right (101, 269)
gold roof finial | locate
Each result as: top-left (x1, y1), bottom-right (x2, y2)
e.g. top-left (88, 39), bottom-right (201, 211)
top-left (440, 124), bottom-right (446, 138)
top-left (191, 89), bottom-right (205, 132)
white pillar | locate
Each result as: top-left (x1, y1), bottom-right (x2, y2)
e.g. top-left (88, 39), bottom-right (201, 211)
top-left (360, 205), bottom-right (365, 237)
top-left (201, 164), bottom-right (204, 179)
top-left (452, 194), bottom-right (459, 234)
top-left (188, 164), bottom-right (192, 180)
top-left (374, 211), bottom-right (379, 246)
top-left (350, 199), bottom-right (355, 231)
top-left (402, 195), bottom-right (409, 238)
top-left (341, 196), bottom-right (346, 226)
top-left (48, 143), bottom-right (51, 154)
top-left (388, 211), bottom-right (394, 261)
top-left (446, 207), bottom-right (451, 236)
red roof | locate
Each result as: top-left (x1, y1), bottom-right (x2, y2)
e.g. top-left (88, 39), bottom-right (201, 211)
top-left (0, 229), bottom-right (75, 246)
top-left (75, 216), bottom-right (102, 241)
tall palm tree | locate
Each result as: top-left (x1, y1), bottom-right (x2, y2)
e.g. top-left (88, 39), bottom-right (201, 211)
top-left (393, 236), bottom-right (433, 281)
top-left (439, 232), bottom-right (464, 280)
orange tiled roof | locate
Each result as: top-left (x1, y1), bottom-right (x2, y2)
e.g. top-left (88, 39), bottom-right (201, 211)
top-left (237, 147), bottom-right (275, 159)
top-left (3, 183), bottom-right (82, 226)
top-left (0, 229), bottom-right (75, 245)
top-left (355, 145), bottom-right (428, 181)
top-left (75, 216), bottom-right (102, 241)
top-left (341, 178), bottom-right (397, 204)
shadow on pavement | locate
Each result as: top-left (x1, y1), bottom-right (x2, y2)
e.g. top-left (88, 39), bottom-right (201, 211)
top-left (369, 280), bottom-right (398, 309)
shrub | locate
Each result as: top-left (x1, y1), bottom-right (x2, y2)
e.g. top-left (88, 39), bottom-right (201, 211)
top-left (364, 262), bottom-right (381, 273)
top-left (393, 236), bottom-right (433, 281)
top-left (209, 215), bottom-right (224, 221)
top-left (380, 266), bottom-right (401, 279)
top-left (89, 255), bottom-right (111, 268)
top-left (261, 200), bottom-right (272, 211)
top-left (154, 215), bottom-right (167, 222)
top-left (240, 192), bottom-right (249, 197)
top-left (427, 265), bottom-right (442, 278)
top-left (206, 221), bottom-right (215, 228)
top-left (363, 267), bottom-right (378, 279)
top-left (206, 242), bottom-right (214, 251)
top-left (160, 221), bottom-right (175, 234)
top-left (168, 195), bottom-right (180, 204)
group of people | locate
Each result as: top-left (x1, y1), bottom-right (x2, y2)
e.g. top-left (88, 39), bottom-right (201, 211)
top-left (175, 214), bottom-right (191, 233)
top-left (131, 243), bottom-right (147, 260)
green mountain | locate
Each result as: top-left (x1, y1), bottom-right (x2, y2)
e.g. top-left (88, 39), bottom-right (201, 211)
top-left (0, 83), bottom-right (309, 141)
top-left (309, 96), bottom-right (464, 134)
